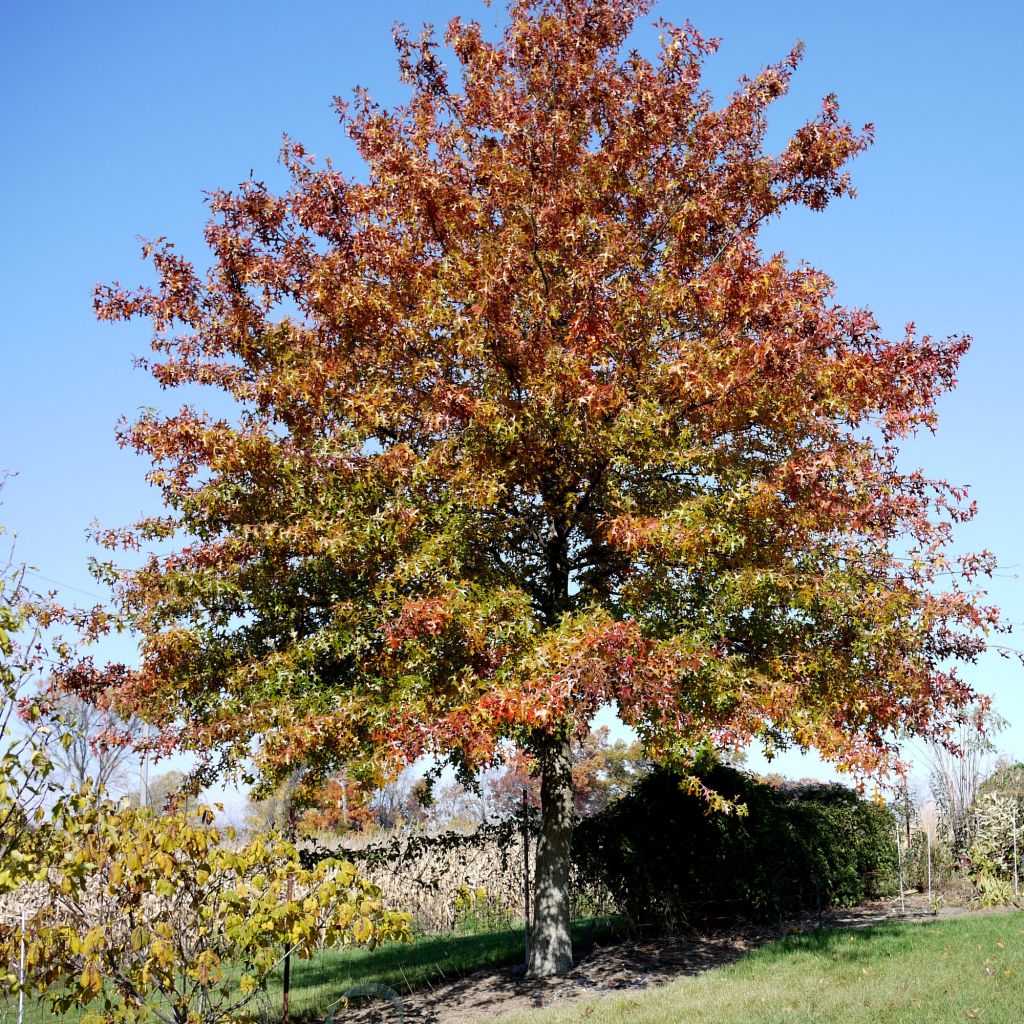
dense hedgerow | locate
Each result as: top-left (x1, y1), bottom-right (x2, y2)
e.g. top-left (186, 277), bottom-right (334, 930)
top-left (572, 764), bottom-right (897, 929)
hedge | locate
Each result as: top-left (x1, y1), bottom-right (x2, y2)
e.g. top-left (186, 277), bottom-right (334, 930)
top-left (572, 763), bottom-right (897, 930)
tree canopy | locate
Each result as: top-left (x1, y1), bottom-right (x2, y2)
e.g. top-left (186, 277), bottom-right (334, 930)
top-left (77, 0), bottom-right (1000, 974)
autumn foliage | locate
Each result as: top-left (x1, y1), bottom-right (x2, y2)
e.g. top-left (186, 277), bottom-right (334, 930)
top-left (484, 729), bottom-right (648, 818)
top-left (298, 775), bottom-right (377, 834)
top-left (80, 0), bottom-right (1000, 975)
top-left (4, 798), bottom-right (407, 1024)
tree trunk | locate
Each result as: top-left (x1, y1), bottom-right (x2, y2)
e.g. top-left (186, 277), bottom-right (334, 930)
top-left (528, 731), bottom-right (574, 977)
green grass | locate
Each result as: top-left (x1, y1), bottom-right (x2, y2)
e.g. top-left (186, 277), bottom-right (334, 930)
top-left (0, 924), bottom-right (532, 1023)
top-left (499, 912), bottom-right (1024, 1024)
top-left (266, 926), bottom-right (527, 1019)
top-left (8, 914), bottom-right (1021, 1023)
top-left (265, 917), bottom-right (619, 1021)
top-left (0, 990), bottom-right (70, 1024)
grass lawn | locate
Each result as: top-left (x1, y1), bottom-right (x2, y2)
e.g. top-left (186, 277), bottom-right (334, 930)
top-left (265, 924), bottom-right (528, 1019)
top-left (0, 923), bottom-right (532, 1023)
top-left (499, 912), bottom-right (1024, 1024)
top-left (265, 917), bottom-right (618, 1020)
top-left (6, 913), bottom-right (1022, 1022)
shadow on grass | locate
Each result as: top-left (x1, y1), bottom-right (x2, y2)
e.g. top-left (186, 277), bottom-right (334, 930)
top-left (263, 917), bottom-right (623, 1021)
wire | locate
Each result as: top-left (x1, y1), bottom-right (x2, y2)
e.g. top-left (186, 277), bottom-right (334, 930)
top-left (23, 570), bottom-right (106, 602)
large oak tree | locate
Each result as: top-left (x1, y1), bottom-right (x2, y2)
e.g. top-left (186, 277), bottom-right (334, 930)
top-left (84, 0), bottom-right (999, 975)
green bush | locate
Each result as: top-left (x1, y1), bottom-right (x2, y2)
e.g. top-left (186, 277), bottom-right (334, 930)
top-left (572, 764), bottom-right (897, 930)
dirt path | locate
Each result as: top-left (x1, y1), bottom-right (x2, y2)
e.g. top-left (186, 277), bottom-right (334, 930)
top-left (339, 896), bottom-right (1016, 1024)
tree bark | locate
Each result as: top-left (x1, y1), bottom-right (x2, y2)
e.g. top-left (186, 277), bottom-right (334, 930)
top-left (528, 730), bottom-right (574, 977)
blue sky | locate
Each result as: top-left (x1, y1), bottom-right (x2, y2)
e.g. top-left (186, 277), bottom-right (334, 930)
top-left (1, 0), bottom-right (1022, 791)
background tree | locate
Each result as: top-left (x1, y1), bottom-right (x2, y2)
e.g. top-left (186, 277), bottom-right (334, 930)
top-left (484, 728), bottom-right (648, 818)
top-left (244, 771), bottom-right (303, 833)
top-left (570, 727), bottom-right (649, 816)
top-left (122, 769), bottom-right (198, 813)
top-left (978, 759), bottom-right (1024, 806)
top-left (246, 767), bottom-right (376, 836)
top-left (82, 0), bottom-right (1002, 975)
top-left (298, 771), bottom-right (378, 835)
top-left (888, 774), bottom-right (921, 852)
top-left (921, 710), bottom-right (1004, 855)
top-left (371, 768), bottom-right (433, 831)
top-left (428, 777), bottom-right (493, 830)
top-left (45, 692), bottom-right (141, 794)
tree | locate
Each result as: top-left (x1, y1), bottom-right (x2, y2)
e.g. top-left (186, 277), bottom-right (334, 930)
top-left (483, 749), bottom-right (540, 819)
top-left (371, 768), bottom-right (433, 831)
top-left (82, 0), bottom-right (1001, 975)
top-left (428, 777), bottom-right (492, 830)
top-left (6, 797), bottom-right (408, 1024)
top-left (978, 759), bottom-right (1024, 805)
top-left (484, 728), bottom-right (648, 818)
top-left (45, 692), bottom-right (142, 794)
top-left (298, 771), bottom-right (378, 835)
top-left (570, 726), bottom-right (649, 816)
top-left (123, 769), bottom-right (196, 813)
top-left (0, 502), bottom-right (67, 893)
top-left (921, 710), bottom-right (1004, 855)
top-left (243, 769), bottom-right (305, 834)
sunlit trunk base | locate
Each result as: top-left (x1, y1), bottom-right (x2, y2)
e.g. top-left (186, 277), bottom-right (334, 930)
top-left (528, 731), bottom-right (574, 978)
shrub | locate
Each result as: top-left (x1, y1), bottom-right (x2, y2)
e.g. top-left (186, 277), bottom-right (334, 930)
top-left (572, 764), bottom-right (897, 930)
top-left (2, 798), bottom-right (410, 1024)
top-left (967, 790), bottom-right (1021, 907)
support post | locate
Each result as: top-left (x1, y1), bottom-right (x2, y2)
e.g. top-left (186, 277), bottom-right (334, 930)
top-left (1014, 806), bottom-right (1019, 900)
top-left (895, 819), bottom-right (905, 916)
top-left (283, 805), bottom-right (296, 1024)
top-left (522, 788), bottom-right (530, 967)
top-left (18, 908), bottom-right (25, 1024)
top-left (140, 721), bottom-right (150, 808)
top-left (927, 828), bottom-right (933, 913)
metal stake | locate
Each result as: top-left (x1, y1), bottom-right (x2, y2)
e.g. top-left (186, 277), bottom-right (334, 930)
top-left (522, 788), bottom-right (530, 967)
top-left (18, 909), bottom-right (25, 1024)
top-left (895, 819), bottom-right (905, 915)
top-left (1013, 806), bottom-right (1019, 900)
top-left (927, 828), bottom-right (933, 913)
top-left (283, 806), bottom-right (296, 1024)
top-left (140, 721), bottom-right (150, 808)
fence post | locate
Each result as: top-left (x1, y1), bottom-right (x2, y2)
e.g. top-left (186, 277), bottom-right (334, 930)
top-left (1014, 806), bottom-right (1020, 900)
top-left (140, 721), bottom-right (150, 808)
top-left (18, 908), bottom-right (25, 1024)
top-left (282, 880), bottom-right (293, 1024)
top-left (522, 788), bottom-right (530, 968)
top-left (926, 828), bottom-right (933, 913)
top-left (894, 819), bottom-right (905, 916)
top-left (282, 806), bottom-right (296, 1024)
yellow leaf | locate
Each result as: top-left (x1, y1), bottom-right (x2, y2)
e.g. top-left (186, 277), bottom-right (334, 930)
top-left (80, 963), bottom-right (102, 998)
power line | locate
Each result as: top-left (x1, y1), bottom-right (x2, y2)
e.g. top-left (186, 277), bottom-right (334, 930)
top-left (23, 570), bottom-right (106, 602)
